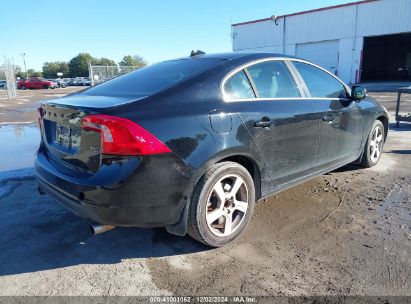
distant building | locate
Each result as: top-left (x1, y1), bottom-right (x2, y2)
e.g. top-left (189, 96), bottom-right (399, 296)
top-left (231, 0), bottom-right (411, 83)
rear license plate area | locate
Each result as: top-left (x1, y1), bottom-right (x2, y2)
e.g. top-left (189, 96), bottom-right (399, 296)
top-left (55, 123), bottom-right (81, 150)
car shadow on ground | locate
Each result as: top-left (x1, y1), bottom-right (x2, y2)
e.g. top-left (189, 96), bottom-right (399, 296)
top-left (331, 164), bottom-right (362, 173)
top-left (0, 183), bottom-right (209, 276)
top-left (389, 122), bottom-right (411, 131)
top-left (386, 150), bottom-right (411, 155)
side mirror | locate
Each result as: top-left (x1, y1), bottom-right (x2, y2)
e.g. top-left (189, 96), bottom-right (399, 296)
top-left (351, 86), bottom-right (367, 101)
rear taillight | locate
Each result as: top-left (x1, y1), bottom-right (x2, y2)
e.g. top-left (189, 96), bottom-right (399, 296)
top-left (82, 114), bottom-right (171, 156)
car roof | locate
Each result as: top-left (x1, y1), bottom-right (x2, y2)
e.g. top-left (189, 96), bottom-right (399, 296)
top-left (179, 52), bottom-right (298, 61)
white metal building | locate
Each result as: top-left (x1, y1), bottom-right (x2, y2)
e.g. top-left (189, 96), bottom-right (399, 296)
top-left (231, 0), bottom-right (411, 84)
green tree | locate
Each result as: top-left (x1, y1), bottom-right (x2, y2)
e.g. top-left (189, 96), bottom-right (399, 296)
top-left (42, 61), bottom-right (69, 78)
top-left (15, 71), bottom-right (27, 79)
top-left (119, 55), bottom-right (147, 67)
top-left (27, 69), bottom-right (42, 77)
top-left (95, 57), bottom-right (116, 66)
top-left (68, 53), bottom-right (95, 77)
top-left (14, 66), bottom-right (26, 79)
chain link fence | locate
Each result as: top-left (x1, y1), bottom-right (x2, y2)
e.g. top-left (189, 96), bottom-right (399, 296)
top-left (88, 64), bottom-right (143, 86)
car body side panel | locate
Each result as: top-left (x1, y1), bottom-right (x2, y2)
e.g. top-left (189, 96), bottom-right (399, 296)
top-left (109, 101), bottom-right (270, 193)
top-left (315, 98), bottom-right (364, 171)
top-left (358, 97), bottom-right (389, 145)
top-left (361, 97), bottom-right (388, 124)
top-left (234, 99), bottom-right (320, 189)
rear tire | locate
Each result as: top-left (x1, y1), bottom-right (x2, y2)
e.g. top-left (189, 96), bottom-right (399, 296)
top-left (43, 84), bottom-right (49, 89)
top-left (187, 161), bottom-right (255, 247)
top-left (360, 120), bottom-right (385, 168)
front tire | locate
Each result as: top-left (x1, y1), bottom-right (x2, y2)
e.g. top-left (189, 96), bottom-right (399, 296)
top-left (360, 120), bottom-right (385, 168)
top-left (187, 162), bottom-right (255, 247)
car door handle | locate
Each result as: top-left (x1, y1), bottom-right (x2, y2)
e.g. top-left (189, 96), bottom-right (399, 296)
top-left (322, 114), bottom-right (336, 122)
top-left (254, 117), bottom-right (272, 128)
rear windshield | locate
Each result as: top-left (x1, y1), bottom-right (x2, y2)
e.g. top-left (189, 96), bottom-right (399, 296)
top-left (82, 58), bottom-right (223, 97)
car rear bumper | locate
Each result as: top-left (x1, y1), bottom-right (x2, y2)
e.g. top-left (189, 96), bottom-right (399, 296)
top-left (35, 149), bottom-right (193, 228)
top-left (37, 175), bottom-right (108, 223)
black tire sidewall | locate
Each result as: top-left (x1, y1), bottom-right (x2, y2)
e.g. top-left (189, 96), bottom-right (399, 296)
top-left (190, 162), bottom-right (255, 247)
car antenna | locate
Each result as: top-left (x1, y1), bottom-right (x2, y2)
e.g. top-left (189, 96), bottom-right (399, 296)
top-left (190, 50), bottom-right (205, 57)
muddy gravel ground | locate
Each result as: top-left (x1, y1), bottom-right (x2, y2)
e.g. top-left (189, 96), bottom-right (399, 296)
top-left (0, 90), bottom-right (410, 298)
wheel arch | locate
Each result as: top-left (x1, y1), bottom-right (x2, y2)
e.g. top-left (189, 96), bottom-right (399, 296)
top-left (217, 155), bottom-right (262, 201)
top-left (165, 151), bottom-right (264, 236)
top-left (376, 115), bottom-right (389, 140)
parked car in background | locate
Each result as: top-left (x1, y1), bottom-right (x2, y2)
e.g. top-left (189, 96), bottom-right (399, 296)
top-left (55, 79), bottom-right (68, 88)
top-left (36, 52), bottom-right (388, 247)
top-left (17, 78), bottom-right (58, 90)
top-left (0, 80), bottom-right (6, 89)
top-left (73, 77), bottom-right (92, 86)
top-left (73, 77), bottom-right (83, 86)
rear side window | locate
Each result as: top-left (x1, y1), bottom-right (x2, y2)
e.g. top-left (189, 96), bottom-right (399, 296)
top-left (224, 71), bottom-right (255, 100)
top-left (83, 59), bottom-right (223, 97)
top-left (293, 61), bottom-right (349, 99)
top-left (247, 61), bottom-right (300, 98)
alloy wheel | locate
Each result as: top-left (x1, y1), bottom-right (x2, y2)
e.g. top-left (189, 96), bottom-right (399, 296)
top-left (369, 125), bottom-right (384, 163)
top-left (205, 174), bottom-right (249, 237)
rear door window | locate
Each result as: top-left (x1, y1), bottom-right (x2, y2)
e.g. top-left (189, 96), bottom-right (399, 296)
top-left (293, 61), bottom-right (349, 99)
top-left (224, 70), bottom-right (255, 100)
top-left (246, 61), bottom-right (300, 98)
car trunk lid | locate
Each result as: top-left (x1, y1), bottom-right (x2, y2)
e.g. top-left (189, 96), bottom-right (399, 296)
top-left (46, 94), bottom-right (147, 109)
top-left (39, 103), bottom-right (102, 173)
top-left (39, 94), bottom-right (143, 173)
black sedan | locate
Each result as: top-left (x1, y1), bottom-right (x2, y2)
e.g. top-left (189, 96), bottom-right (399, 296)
top-left (36, 52), bottom-right (388, 247)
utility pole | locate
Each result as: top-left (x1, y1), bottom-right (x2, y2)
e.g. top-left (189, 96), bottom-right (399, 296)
top-left (20, 53), bottom-right (27, 78)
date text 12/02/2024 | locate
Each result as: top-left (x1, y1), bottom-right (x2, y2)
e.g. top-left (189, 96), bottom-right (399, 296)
top-left (149, 296), bottom-right (257, 303)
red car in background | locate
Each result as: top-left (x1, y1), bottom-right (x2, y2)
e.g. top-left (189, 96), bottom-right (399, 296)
top-left (17, 77), bottom-right (58, 90)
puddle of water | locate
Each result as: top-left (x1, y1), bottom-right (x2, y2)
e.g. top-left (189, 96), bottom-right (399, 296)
top-left (0, 124), bottom-right (40, 172)
top-left (44, 94), bottom-right (66, 98)
top-left (0, 183), bottom-right (19, 199)
top-left (19, 107), bottom-right (39, 113)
